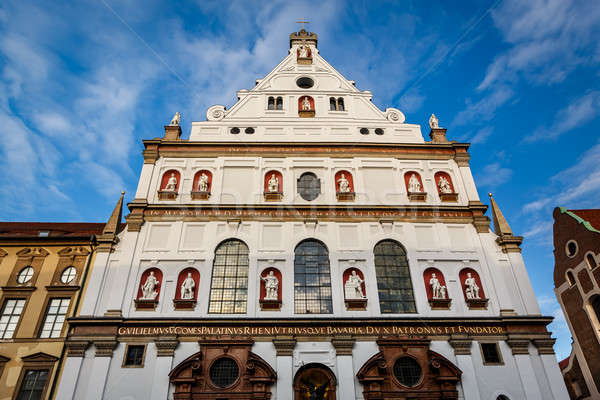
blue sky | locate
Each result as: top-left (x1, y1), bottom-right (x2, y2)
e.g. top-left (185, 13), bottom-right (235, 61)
top-left (1, 0), bottom-right (599, 359)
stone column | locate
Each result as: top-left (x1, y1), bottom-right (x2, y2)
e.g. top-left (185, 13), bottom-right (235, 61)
top-left (533, 339), bottom-right (569, 400)
top-left (83, 340), bottom-right (117, 400)
top-left (332, 336), bottom-right (356, 400)
top-left (507, 338), bottom-right (541, 400)
top-left (449, 335), bottom-right (481, 400)
top-left (55, 341), bottom-right (89, 400)
top-left (272, 337), bottom-right (296, 400)
top-left (151, 337), bottom-right (179, 400)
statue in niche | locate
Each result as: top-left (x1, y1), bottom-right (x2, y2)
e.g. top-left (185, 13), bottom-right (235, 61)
top-left (141, 271), bottom-right (160, 300)
top-left (344, 270), bottom-right (365, 299)
top-left (197, 172), bottom-right (209, 192)
top-left (170, 111), bottom-right (181, 126)
top-left (429, 272), bottom-right (446, 299)
top-left (408, 173), bottom-right (422, 193)
top-left (464, 272), bottom-right (480, 299)
top-left (180, 272), bottom-right (195, 300)
top-left (302, 97), bottom-right (311, 111)
top-left (429, 113), bottom-right (439, 129)
top-left (337, 173), bottom-right (351, 193)
top-left (298, 45), bottom-right (309, 58)
top-left (267, 173), bottom-right (280, 193)
top-left (438, 176), bottom-right (452, 194)
top-left (261, 271), bottom-right (279, 301)
top-left (165, 173), bottom-right (178, 191)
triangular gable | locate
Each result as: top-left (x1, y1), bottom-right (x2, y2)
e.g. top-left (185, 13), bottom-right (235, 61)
top-left (21, 352), bottom-right (59, 363)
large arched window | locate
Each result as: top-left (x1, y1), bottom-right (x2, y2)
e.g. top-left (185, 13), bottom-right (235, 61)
top-left (374, 240), bottom-right (416, 313)
top-left (294, 240), bottom-right (332, 314)
top-left (208, 239), bottom-right (249, 314)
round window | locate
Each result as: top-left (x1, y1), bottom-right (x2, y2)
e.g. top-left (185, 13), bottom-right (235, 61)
top-left (360, 128), bottom-right (369, 135)
top-left (393, 357), bottom-right (422, 387)
top-left (375, 128), bottom-right (384, 135)
top-left (296, 77), bottom-right (314, 89)
top-left (245, 127), bottom-right (255, 134)
top-left (61, 266), bottom-right (77, 284)
top-left (566, 240), bottom-right (578, 258)
top-left (230, 127), bottom-right (240, 134)
top-left (210, 358), bottom-right (239, 388)
top-left (17, 266), bottom-right (34, 284)
top-left (297, 172), bottom-right (320, 201)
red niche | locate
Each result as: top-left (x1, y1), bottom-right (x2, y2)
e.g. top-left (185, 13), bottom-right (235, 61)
top-left (174, 267), bottom-right (200, 301)
top-left (160, 169), bottom-right (181, 191)
top-left (264, 170), bottom-right (283, 193)
top-left (459, 268), bottom-right (485, 299)
top-left (404, 171), bottom-right (424, 192)
top-left (423, 268), bottom-right (448, 300)
top-left (342, 268), bottom-right (366, 298)
top-left (260, 267), bottom-right (282, 301)
top-left (192, 170), bottom-right (212, 193)
top-left (298, 96), bottom-right (315, 111)
top-left (434, 171), bottom-right (455, 194)
top-left (296, 46), bottom-right (312, 58)
top-left (136, 268), bottom-right (163, 301)
top-left (335, 170), bottom-right (354, 193)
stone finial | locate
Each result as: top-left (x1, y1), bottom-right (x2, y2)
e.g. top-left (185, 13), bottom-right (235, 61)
top-left (488, 193), bottom-right (523, 253)
top-left (169, 112), bottom-right (181, 126)
top-left (428, 113), bottom-right (449, 143)
top-left (429, 113), bottom-right (439, 129)
top-left (164, 112), bottom-right (182, 140)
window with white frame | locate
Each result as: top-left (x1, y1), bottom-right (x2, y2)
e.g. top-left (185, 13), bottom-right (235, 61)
top-left (39, 298), bottom-right (70, 338)
top-left (0, 299), bottom-right (26, 339)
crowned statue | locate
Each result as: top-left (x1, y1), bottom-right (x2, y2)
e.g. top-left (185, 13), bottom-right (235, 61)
top-left (408, 173), bottom-right (422, 193)
top-left (464, 273), bottom-right (480, 299)
top-left (165, 173), bottom-right (178, 191)
top-left (302, 97), bottom-right (311, 111)
top-left (170, 111), bottom-right (181, 126)
top-left (141, 271), bottom-right (160, 300)
top-left (438, 176), bottom-right (452, 194)
top-left (429, 113), bottom-right (439, 129)
top-left (198, 173), bottom-right (209, 192)
top-left (429, 273), bottom-right (446, 299)
top-left (344, 270), bottom-right (365, 299)
top-left (267, 173), bottom-right (280, 193)
top-left (261, 271), bottom-right (279, 301)
top-left (337, 173), bottom-right (351, 193)
top-left (180, 272), bottom-right (195, 300)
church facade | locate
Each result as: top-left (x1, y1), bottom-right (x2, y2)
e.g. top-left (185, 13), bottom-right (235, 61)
top-left (54, 30), bottom-right (568, 400)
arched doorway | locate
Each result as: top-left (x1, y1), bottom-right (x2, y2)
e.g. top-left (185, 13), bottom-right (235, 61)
top-left (293, 363), bottom-right (337, 400)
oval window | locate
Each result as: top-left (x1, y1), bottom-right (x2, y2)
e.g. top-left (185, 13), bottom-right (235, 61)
top-left (360, 128), bottom-right (369, 135)
top-left (61, 266), bottom-right (77, 284)
top-left (17, 266), bottom-right (34, 284)
top-left (210, 357), bottom-right (239, 388)
top-left (245, 127), bottom-right (255, 134)
top-left (566, 240), bottom-right (578, 258)
top-left (230, 127), bottom-right (240, 134)
top-left (375, 128), bottom-right (384, 135)
top-left (297, 172), bottom-right (320, 201)
top-left (296, 77), bottom-right (314, 89)
top-left (393, 357), bottom-right (422, 387)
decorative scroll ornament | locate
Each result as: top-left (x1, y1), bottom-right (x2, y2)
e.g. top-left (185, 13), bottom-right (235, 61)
top-left (206, 105), bottom-right (226, 121)
top-left (385, 107), bottom-right (405, 123)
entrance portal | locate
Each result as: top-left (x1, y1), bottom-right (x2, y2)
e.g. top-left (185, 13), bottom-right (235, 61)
top-left (293, 363), bottom-right (337, 400)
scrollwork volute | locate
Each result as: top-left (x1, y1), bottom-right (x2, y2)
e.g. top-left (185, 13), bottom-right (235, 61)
top-left (385, 107), bottom-right (405, 123)
top-left (206, 105), bottom-right (227, 121)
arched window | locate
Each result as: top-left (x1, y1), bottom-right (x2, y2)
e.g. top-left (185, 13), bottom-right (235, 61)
top-left (208, 239), bottom-right (249, 314)
top-left (276, 96), bottom-right (283, 110)
top-left (566, 271), bottom-right (576, 286)
top-left (497, 396), bottom-right (510, 400)
top-left (329, 97), bottom-right (336, 111)
top-left (294, 240), bottom-right (332, 314)
top-left (586, 253), bottom-right (597, 270)
top-left (267, 97), bottom-right (275, 110)
top-left (337, 97), bottom-right (345, 111)
top-left (592, 296), bottom-right (600, 327)
top-left (374, 240), bottom-right (416, 313)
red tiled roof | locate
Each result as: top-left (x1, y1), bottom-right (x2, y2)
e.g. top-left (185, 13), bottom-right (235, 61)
top-left (558, 356), bottom-right (570, 370)
top-left (569, 209), bottom-right (600, 231)
top-left (0, 222), bottom-right (105, 238)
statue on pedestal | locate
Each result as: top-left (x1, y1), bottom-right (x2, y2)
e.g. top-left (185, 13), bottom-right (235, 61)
top-left (141, 271), bottom-right (160, 300)
top-left (298, 45), bottom-right (309, 58)
top-left (429, 273), bottom-right (446, 299)
top-left (344, 270), bottom-right (365, 299)
top-left (337, 173), bottom-right (351, 193)
top-left (165, 173), bottom-right (178, 191)
top-left (170, 112), bottom-right (181, 126)
top-left (302, 97), bottom-right (311, 111)
top-left (429, 113), bottom-right (439, 129)
top-left (180, 273), bottom-right (195, 300)
top-left (198, 173), bottom-right (209, 192)
top-left (267, 174), bottom-right (280, 193)
top-left (464, 273), bottom-right (480, 299)
top-left (408, 173), bottom-right (422, 193)
top-left (261, 271), bottom-right (279, 301)
top-left (438, 176), bottom-right (452, 194)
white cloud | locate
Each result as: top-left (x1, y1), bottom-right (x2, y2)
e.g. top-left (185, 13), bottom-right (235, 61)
top-left (452, 85), bottom-right (513, 126)
top-left (475, 162), bottom-right (513, 188)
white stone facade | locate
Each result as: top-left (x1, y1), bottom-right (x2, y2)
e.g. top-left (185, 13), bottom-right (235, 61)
top-left (55, 30), bottom-right (568, 400)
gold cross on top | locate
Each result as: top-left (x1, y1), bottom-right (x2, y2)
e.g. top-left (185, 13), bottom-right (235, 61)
top-left (296, 18), bottom-right (310, 30)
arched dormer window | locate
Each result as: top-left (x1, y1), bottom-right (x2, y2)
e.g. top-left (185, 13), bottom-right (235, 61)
top-left (329, 97), bottom-right (346, 111)
top-left (191, 170), bottom-right (212, 200)
top-left (434, 171), bottom-right (458, 202)
top-left (276, 97), bottom-right (283, 110)
top-left (337, 97), bottom-right (345, 111)
top-left (329, 97), bottom-right (336, 111)
top-left (158, 170), bottom-right (180, 200)
top-left (373, 240), bottom-right (416, 313)
top-left (267, 97), bottom-right (275, 110)
top-left (591, 296), bottom-right (600, 329)
top-left (566, 271), bottom-right (576, 286)
top-left (208, 239), bottom-right (249, 314)
top-left (294, 240), bottom-right (332, 314)
top-left (586, 253), bottom-right (597, 270)
top-left (264, 170), bottom-right (283, 201)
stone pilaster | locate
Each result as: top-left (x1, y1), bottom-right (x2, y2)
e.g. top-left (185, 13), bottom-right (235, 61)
top-left (533, 338), bottom-right (556, 355)
top-left (65, 340), bottom-right (89, 357)
top-left (331, 336), bottom-right (355, 356)
top-left (273, 337), bottom-right (296, 400)
top-left (272, 337), bottom-right (297, 356)
top-left (94, 340), bottom-right (118, 357)
top-left (449, 335), bottom-right (472, 355)
top-left (155, 337), bottom-right (179, 357)
top-left (506, 338), bottom-right (530, 355)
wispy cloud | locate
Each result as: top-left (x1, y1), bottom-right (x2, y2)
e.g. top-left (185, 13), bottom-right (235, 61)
top-left (474, 162), bottom-right (513, 188)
